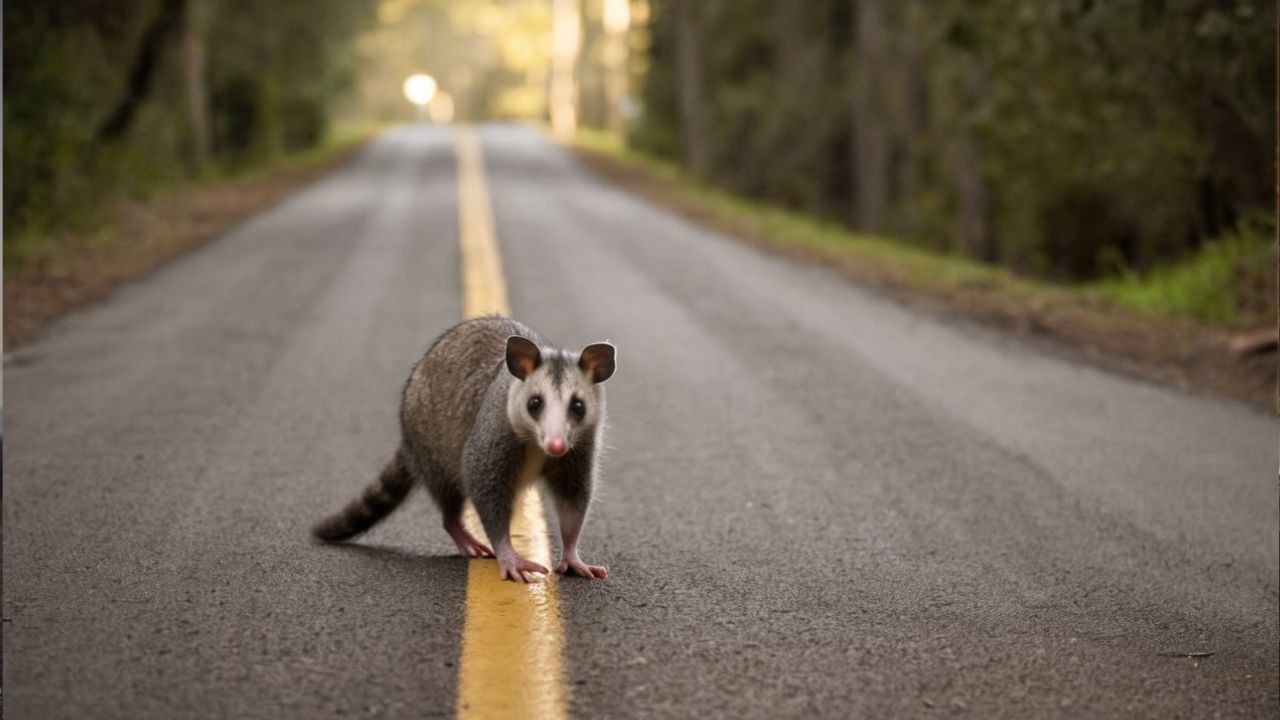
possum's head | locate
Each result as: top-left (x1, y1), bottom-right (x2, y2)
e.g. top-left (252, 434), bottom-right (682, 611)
top-left (505, 335), bottom-right (616, 457)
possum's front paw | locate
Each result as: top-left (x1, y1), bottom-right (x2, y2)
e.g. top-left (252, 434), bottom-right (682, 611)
top-left (498, 554), bottom-right (551, 583)
top-left (557, 553), bottom-right (609, 580)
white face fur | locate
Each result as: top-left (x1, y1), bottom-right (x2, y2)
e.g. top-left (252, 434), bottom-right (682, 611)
top-left (505, 336), bottom-right (616, 457)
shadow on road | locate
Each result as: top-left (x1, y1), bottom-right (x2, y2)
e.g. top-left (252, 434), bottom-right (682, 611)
top-left (318, 542), bottom-right (473, 573)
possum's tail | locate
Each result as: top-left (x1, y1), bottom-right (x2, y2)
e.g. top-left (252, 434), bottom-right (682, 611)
top-left (312, 450), bottom-right (414, 542)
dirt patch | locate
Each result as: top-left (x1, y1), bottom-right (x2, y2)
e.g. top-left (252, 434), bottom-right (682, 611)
top-left (574, 147), bottom-right (1278, 411)
top-left (4, 143), bottom-right (369, 350)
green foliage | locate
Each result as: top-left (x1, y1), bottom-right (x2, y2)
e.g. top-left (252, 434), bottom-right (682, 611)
top-left (584, 127), bottom-right (1276, 328)
top-left (1091, 219), bottom-right (1277, 324)
top-left (204, 1), bottom-right (372, 164)
top-left (3, 0), bottom-right (377, 250)
top-left (964, 0), bottom-right (1274, 277)
top-left (3, 122), bottom-right (379, 276)
top-left (634, 0), bottom-right (1276, 287)
top-left (3, 2), bottom-right (152, 233)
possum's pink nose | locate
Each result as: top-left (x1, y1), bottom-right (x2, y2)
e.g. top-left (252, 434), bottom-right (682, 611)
top-left (546, 438), bottom-right (567, 456)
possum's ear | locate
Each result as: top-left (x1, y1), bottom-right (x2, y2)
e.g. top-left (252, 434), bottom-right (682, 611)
top-left (506, 336), bottom-right (542, 380)
top-left (579, 342), bottom-right (617, 384)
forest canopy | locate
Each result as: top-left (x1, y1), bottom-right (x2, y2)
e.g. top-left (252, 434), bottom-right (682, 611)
top-left (4, 0), bottom-right (377, 234)
top-left (4, 0), bottom-right (1275, 288)
top-left (634, 0), bottom-right (1276, 281)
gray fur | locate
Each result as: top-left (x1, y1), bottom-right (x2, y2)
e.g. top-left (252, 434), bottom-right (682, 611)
top-left (545, 435), bottom-right (596, 513)
top-left (312, 316), bottom-right (613, 572)
top-left (546, 351), bottom-right (569, 389)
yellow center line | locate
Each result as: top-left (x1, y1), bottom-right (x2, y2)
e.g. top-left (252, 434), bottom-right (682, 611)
top-left (453, 126), bottom-right (570, 720)
top-left (456, 128), bottom-right (510, 319)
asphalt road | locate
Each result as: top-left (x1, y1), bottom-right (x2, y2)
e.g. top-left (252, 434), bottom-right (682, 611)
top-left (4, 125), bottom-right (1277, 718)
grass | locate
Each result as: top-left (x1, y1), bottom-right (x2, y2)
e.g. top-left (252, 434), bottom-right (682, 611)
top-left (1090, 222), bottom-right (1275, 325)
top-left (257, 122), bottom-right (387, 176)
top-left (574, 127), bottom-right (1275, 329)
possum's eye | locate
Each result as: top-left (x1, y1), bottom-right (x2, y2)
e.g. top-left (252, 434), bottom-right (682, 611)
top-left (527, 395), bottom-right (544, 417)
top-left (569, 396), bottom-right (586, 421)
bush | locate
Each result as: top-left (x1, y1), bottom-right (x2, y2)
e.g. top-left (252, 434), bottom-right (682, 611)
top-left (281, 96), bottom-right (328, 153)
top-left (1092, 219), bottom-right (1276, 324)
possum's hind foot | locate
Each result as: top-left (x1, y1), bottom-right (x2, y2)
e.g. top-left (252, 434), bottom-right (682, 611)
top-left (556, 553), bottom-right (608, 580)
top-left (443, 518), bottom-right (495, 559)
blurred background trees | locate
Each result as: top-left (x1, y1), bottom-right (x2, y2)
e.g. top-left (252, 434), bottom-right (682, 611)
top-left (634, 0), bottom-right (1275, 283)
top-left (5, 0), bottom-right (1275, 292)
top-left (4, 0), bottom-right (376, 236)
top-left (3, 0), bottom-right (566, 245)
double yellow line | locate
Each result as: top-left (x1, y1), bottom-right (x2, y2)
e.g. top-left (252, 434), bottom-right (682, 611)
top-left (453, 128), bottom-right (570, 720)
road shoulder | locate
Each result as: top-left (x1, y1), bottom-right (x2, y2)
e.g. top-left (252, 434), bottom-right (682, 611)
top-left (570, 138), bottom-right (1277, 411)
top-left (4, 134), bottom-right (376, 351)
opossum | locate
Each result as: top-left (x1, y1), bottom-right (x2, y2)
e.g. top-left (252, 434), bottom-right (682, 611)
top-left (313, 316), bottom-right (615, 583)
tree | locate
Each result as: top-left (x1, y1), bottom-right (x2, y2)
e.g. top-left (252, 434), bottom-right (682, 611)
top-left (632, 0), bottom-right (1275, 281)
top-left (851, 0), bottom-right (887, 232)
top-left (674, 0), bottom-right (710, 177)
top-left (181, 0), bottom-right (211, 172)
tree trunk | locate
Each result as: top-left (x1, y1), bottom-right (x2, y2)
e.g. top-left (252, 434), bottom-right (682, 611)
top-left (550, 0), bottom-right (581, 141)
top-left (952, 133), bottom-right (991, 261)
top-left (774, 0), bottom-right (805, 79)
top-left (675, 0), bottom-right (710, 177)
top-left (852, 0), bottom-right (888, 232)
top-left (96, 0), bottom-right (186, 143)
top-left (602, 0), bottom-right (631, 137)
top-left (898, 2), bottom-right (929, 234)
top-left (952, 63), bottom-right (994, 262)
top-left (181, 0), bottom-right (211, 172)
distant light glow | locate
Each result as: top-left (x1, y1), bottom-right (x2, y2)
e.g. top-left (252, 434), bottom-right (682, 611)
top-left (603, 0), bottom-right (631, 35)
top-left (403, 74), bottom-right (438, 107)
top-left (429, 92), bottom-right (456, 124)
top-left (552, 0), bottom-right (581, 56)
